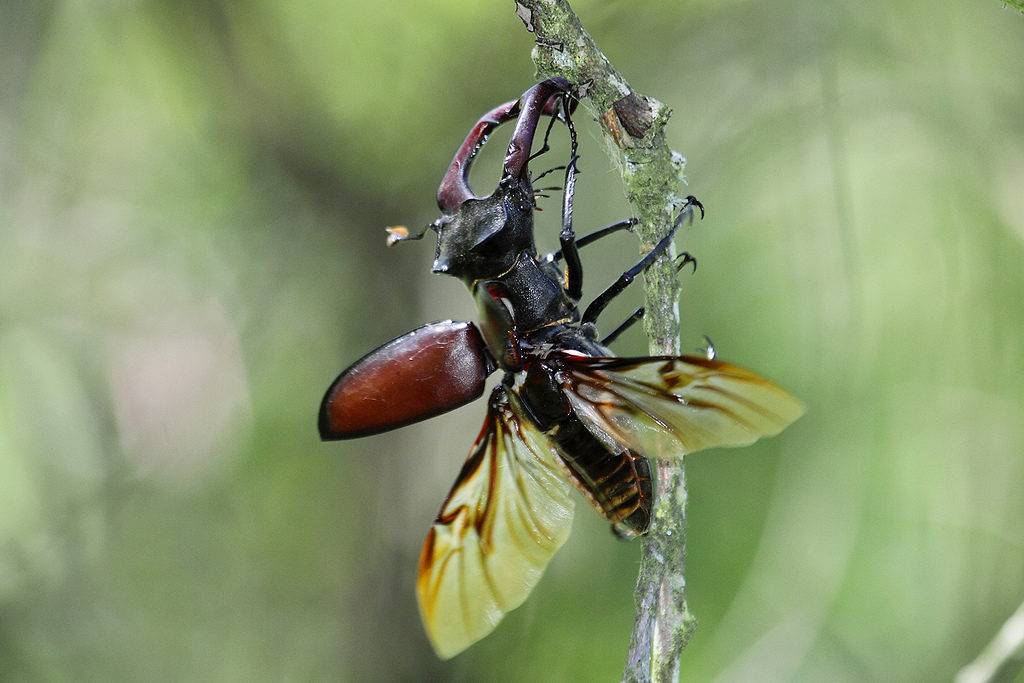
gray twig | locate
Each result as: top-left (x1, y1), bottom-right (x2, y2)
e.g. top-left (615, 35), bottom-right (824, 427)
top-left (515, 2), bottom-right (696, 681)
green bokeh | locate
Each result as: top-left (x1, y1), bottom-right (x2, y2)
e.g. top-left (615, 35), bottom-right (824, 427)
top-left (2, 1), bottom-right (1023, 680)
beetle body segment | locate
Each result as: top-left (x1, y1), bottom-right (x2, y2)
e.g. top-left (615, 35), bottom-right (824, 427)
top-left (319, 320), bottom-right (495, 440)
top-left (515, 328), bottom-right (654, 537)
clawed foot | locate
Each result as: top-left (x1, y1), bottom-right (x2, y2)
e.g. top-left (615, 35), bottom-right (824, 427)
top-left (696, 334), bottom-right (716, 360)
top-left (675, 251), bottom-right (698, 274)
top-left (683, 194), bottom-right (705, 220)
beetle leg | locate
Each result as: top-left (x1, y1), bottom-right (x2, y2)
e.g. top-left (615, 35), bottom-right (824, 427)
top-left (580, 196), bottom-right (703, 326)
top-left (532, 164), bottom-right (567, 184)
top-left (600, 306), bottom-right (644, 346)
top-left (558, 163), bottom-right (583, 299)
top-left (528, 107), bottom-right (562, 163)
top-left (547, 217), bottom-right (639, 262)
top-left (598, 255), bottom-right (697, 345)
top-left (558, 100), bottom-right (584, 300)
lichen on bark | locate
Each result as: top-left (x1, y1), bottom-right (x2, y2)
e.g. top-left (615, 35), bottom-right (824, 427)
top-left (514, 1), bottom-right (697, 681)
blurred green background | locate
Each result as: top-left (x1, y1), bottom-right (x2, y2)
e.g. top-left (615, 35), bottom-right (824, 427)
top-left (2, 1), bottom-right (1023, 680)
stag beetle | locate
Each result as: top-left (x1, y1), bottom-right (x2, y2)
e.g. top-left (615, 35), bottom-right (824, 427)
top-left (319, 78), bottom-right (803, 659)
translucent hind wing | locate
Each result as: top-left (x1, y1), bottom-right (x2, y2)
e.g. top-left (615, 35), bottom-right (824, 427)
top-left (558, 353), bottom-right (804, 459)
top-left (416, 388), bottom-right (574, 659)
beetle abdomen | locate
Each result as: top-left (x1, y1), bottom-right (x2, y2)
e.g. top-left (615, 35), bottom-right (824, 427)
top-left (549, 412), bottom-right (652, 536)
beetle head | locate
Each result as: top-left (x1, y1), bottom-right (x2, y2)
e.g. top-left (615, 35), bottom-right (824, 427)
top-left (431, 176), bottom-right (536, 281)
top-left (387, 80), bottom-right (573, 283)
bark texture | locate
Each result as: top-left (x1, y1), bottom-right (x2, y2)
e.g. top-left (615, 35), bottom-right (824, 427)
top-left (514, 2), bottom-right (696, 680)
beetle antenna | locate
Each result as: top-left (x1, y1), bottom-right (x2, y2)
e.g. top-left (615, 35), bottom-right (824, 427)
top-left (385, 219), bottom-right (440, 247)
